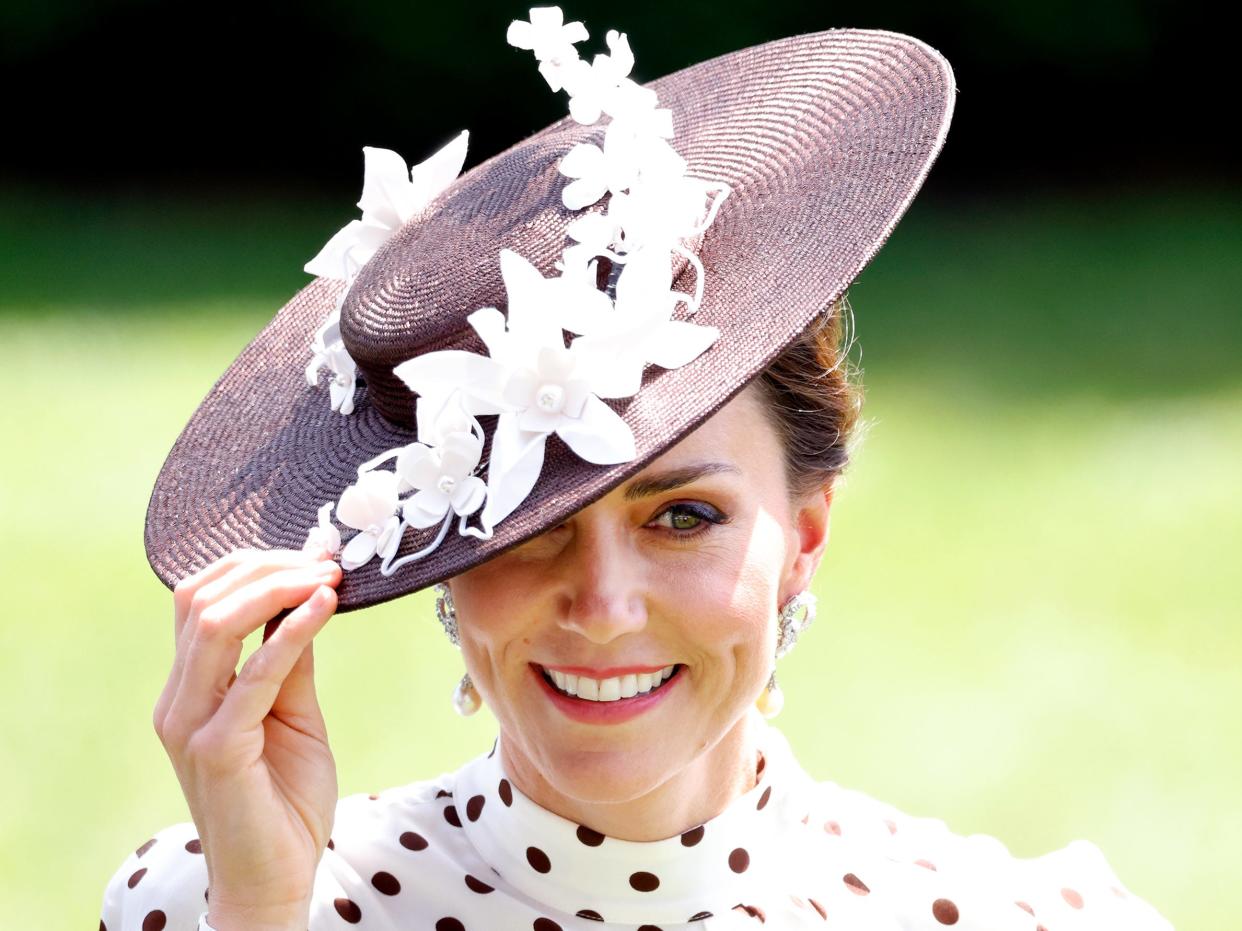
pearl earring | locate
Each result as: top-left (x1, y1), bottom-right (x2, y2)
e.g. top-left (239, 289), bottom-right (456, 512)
top-left (756, 590), bottom-right (817, 719)
top-left (434, 582), bottom-right (481, 716)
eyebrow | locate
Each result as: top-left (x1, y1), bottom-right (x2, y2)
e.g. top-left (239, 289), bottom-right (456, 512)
top-left (622, 462), bottom-right (742, 501)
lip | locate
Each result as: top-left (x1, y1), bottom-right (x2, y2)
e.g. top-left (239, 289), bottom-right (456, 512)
top-left (531, 663), bottom-right (682, 725)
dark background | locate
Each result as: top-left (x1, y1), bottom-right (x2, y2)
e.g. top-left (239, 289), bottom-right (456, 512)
top-left (2, 0), bottom-right (1233, 199)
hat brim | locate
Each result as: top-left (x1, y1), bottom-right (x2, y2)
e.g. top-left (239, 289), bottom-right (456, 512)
top-left (144, 28), bottom-right (956, 612)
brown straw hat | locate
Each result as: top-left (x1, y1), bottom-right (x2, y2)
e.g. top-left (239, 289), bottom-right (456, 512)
top-left (144, 20), bottom-right (956, 612)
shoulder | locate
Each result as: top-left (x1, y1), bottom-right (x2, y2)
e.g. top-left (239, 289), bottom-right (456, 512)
top-left (99, 820), bottom-right (208, 931)
top-left (797, 778), bottom-right (1174, 930)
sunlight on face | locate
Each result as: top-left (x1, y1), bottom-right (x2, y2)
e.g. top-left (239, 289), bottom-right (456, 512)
top-left (448, 382), bottom-right (808, 805)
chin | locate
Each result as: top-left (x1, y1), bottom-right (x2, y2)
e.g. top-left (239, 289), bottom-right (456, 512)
top-left (540, 743), bottom-right (680, 805)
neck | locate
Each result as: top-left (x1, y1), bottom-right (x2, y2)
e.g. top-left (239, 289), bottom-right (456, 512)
top-left (499, 711), bottom-right (764, 842)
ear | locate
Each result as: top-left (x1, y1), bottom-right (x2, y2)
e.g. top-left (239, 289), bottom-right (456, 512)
top-left (780, 482), bottom-right (834, 605)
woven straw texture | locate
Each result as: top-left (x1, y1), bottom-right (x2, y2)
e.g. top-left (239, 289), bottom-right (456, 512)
top-left (145, 28), bottom-right (957, 612)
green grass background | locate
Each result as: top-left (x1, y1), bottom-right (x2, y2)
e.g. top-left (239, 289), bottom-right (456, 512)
top-left (2, 185), bottom-right (1238, 929)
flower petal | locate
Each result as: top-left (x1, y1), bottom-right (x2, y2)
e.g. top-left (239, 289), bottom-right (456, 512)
top-left (393, 350), bottom-right (510, 413)
top-left (480, 414), bottom-right (548, 530)
top-left (304, 219), bottom-right (369, 280)
top-left (450, 475), bottom-right (487, 516)
top-left (556, 394), bottom-right (636, 464)
top-left (340, 530), bottom-right (379, 570)
top-left (642, 320), bottom-right (721, 369)
top-left (336, 470), bottom-right (399, 531)
top-left (562, 176), bottom-right (609, 211)
top-left (357, 146), bottom-right (413, 230)
top-left (395, 443), bottom-right (441, 490)
top-left (404, 487), bottom-right (450, 528)
top-left (405, 130), bottom-right (469, 218)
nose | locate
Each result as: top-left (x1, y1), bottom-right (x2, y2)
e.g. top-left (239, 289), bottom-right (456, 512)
top-left (556, 520), bottom-right (649, 645)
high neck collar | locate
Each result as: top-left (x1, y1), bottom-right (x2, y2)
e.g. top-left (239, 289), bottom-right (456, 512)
top-left (454, 714), bottom-right (816, 925)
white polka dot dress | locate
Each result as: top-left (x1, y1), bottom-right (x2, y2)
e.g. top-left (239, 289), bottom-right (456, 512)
top-left (99, 721), bottom-right (1174, 930)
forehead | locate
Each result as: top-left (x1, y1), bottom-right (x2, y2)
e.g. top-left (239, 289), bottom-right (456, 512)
top-left (628, 381), bottom-right (778, 479)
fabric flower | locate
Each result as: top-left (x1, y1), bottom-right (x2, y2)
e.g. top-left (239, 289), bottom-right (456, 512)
top-left (506, 7), bottom-right (588, 91)
top-left (304, 131), bottom-right (469, 281)
top-left (335, 470), bottom-right (403, 570)
top-left (303, 502), bottom-right (342, 556)
top-left (305, 311), bottom-right (359, 415)
top-left (562, 30), bottom-right (635, 125)
top-left (396, 431), bottom-right (487, 529)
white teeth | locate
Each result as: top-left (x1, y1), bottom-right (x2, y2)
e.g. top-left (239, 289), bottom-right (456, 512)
top-left (544, 666), bottom-right (678, 702)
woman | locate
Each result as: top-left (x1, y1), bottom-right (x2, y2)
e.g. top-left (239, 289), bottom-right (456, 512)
top-left (102, 9), bottom-right (1173, 930)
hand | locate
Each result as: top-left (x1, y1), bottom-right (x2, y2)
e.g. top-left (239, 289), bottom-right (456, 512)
top-left (151, 546), bottom-right (343, 929)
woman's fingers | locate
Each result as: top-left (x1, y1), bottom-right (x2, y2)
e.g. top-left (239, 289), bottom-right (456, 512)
top-left (156, 549), bottom-right (331, 736)
top-left (212, 585), bottom-right (337, 736)
top-left (162, 562), bottom-right (340, 746)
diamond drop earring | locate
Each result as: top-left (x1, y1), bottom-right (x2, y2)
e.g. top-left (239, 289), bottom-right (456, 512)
top-left (756, 590), bottom-right (818, 719)
top-left (434, 582), bottom-right (481, 716)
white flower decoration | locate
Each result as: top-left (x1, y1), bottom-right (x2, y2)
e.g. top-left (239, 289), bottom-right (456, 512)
top-left (304, 132), bottom-right (470, 281)
top-left (506, 7), bottom-right (588, 91)
top-left (307, 8), bottom-right (732, 578)
top-left (303, 131), bottom-right (469, 416)
top-left (335, 470), bottom-right (403, 570)
top-left (303, 502), bottom-right (343, 556)
top-left (396, 430), bottom-right (488, 529)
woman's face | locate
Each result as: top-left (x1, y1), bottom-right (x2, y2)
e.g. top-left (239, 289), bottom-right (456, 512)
top-left (448, 382), bottom-right (831, 805)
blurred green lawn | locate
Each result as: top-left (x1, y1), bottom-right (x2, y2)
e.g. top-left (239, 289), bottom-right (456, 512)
top-left (2, 186), bottom-right (1238, 930)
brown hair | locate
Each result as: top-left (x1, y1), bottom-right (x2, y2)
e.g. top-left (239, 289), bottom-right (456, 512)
top-left (754, 295), bottom-right (863, 501)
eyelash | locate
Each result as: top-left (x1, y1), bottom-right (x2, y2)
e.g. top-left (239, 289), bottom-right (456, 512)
top-left (647, 501), bottom-right (730, 539)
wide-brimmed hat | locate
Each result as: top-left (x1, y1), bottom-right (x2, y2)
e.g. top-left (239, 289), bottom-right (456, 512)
top-left (144, 11), bottom-right (956, 612)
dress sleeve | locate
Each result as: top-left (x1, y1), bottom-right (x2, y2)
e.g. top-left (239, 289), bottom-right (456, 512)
top-left (99, 820), bottom-right (211, 931)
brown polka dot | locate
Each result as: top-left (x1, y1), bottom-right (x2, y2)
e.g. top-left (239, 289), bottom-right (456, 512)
top-left (576, 909), bottom-right (604, 921)
top-left (184, 838), bottom-right (202, 854)
top-left (141, 912), bottom-right (166, 931)
top-left (487, 739), bottom-right (497, 758)
top-left (526, 846), bottom-right (551, 873)
top-left (756, 786), bottom-right (772, 810)
top-left (689, 911), bottom-right (713, 920)
top-left (824, 820), bottom-right (841, 835)
top-left (464, 874), bottom-right (494, 894)
top-left (443, 805), bottom-right (462, 828)
top-left (334, 898), bottom-right (362, 923)
top-left (100, 922), bottom-right (107, 931)
top-left (800, 813), bottom-right (809, 825)
top-left (843, 873), bottom-right (870, 895)
top-left (204, 888), bottom-right (208, 901)
top-left (327, 838), bottom-right (335, 850)
top-left (1037, 926), bottom-right (1050, 931)
top-left (1062, 887), bottom-right (1084, 909)
top-left (809, 898), bottom-right (828, 920)
top-left (368, 793), bottom-right (379, 800)
top-left (728, 847), bottom-right (750, 873)
top-left (400, 830), bottom-right (429, 851)
top-left (436, 789), bottom-right (453, 798)
top-left (435, 920), bottom-right (465, 931)
top-left (629, 871), bottom-right (660, 892)
top-left (127, 868), bottom-right (147, 889)
top-left (932, 898), bottom-right (959, 924)
top-left (733, 903), bottom-right (766, 921)
top-left (576, 824), bottom-right (605, 846)
top-left (756, 753), bottom-right (766, 776)
top-left (499, 778), bottom-right (513, 806)
top-left (1015, 901), bottom-right (1034, 916)
top-left (915, 858), bottom-right (937, 870)
top-left (680, 825), bottom-right (705, 847)
top-left (637, 926), bottom-right (663, 931)
top-left (533, 920), bottom-right (562, 931)
top-left (372, 871), bottom-right (401, 895)
top-left (135, 838), bottom-right (156, 857)
top-left (466, 794), bottom-right (486, 821)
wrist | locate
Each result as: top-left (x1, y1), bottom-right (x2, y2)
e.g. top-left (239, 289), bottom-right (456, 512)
top-left (205, 896), bottom-right (311, 931)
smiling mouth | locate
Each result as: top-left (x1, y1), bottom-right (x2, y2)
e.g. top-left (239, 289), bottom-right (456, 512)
top-left (539, 665), bottom-right (682, 702)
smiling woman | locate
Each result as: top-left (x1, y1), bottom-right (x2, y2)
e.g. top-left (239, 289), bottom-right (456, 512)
top-left (101, 7), bottom-right (1175, 931)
